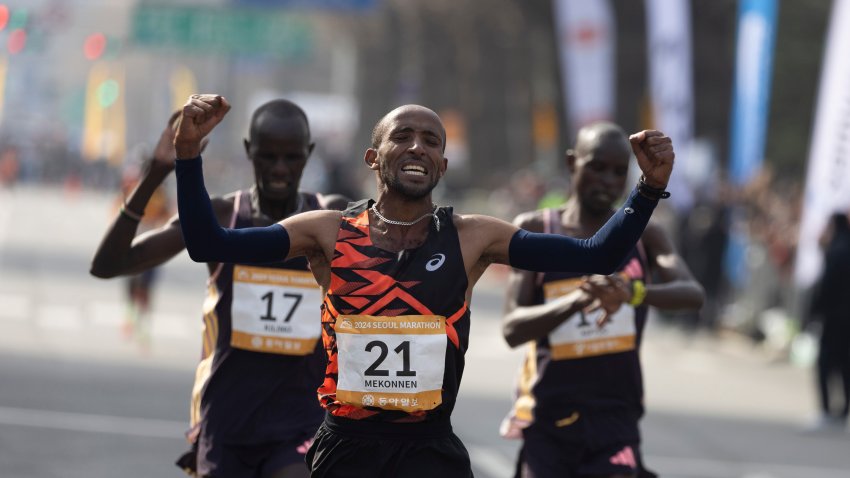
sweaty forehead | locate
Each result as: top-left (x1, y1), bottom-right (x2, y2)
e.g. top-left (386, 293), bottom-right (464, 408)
top-left (385, 108), bottom-right (445, 138)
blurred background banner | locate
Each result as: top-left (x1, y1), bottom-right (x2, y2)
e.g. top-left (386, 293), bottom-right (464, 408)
top-left (82, 61), bottom-right (126, 165)
top-left (169, 65), bottom-right (199, 112)
top-left (643, 0), bottom-right (694, 212)
top-left (724, 0), bottom-right (778, 290)
top-left (552, 0), bottom-right (615, 140)
top-left (728, 0), bottom-right (778, 187)
top-left (795, 0), bottom-right (850, 287)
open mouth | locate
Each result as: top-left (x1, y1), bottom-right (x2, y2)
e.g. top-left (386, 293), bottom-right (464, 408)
top-left (401, 165), bottom-right (427, 176)
top-left (267, 180), bottom-right (290, 189)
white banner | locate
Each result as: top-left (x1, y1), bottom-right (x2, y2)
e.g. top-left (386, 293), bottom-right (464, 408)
top-left (553, 0), bottom-right (615, 137)
top-left (644, 0), bottom-right (695, 211)
top-left (795, 0), bottom-right (850, 287)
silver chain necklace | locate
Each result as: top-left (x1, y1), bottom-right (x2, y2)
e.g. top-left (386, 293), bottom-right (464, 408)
top-left (370, 203), bottom-right (440, 232)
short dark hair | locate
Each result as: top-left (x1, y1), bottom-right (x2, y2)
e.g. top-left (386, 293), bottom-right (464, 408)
top-left (574, 121), bottom-right (628, 157)
top-left (249, 99), bottom-right (311, 140)
top-left (371, 116), bottom-right (387, 150)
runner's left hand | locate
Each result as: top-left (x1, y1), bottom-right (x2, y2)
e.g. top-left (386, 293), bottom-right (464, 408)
top-left (581, 274), bottom-right (630, 327)
top-left (629, 130), bottom-right (674, 189)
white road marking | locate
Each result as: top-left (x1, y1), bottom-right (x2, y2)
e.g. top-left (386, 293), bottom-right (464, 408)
top-left (0, 405), bottom-right (186, 439)
top-left (36, 304), bottom-right (83, 330)
top-left (88, 300), bottom-right (125, 327)
top-left (151, 313), bottom-right (192, 338)
top-left (0, 293), bottom-right (31, 321)
top-left (0, 296), bottom-right (192, 339)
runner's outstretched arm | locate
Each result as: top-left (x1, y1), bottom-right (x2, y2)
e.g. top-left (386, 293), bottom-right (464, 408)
top-left (175, 156), bottom-right (291, 263)
top-left (508, 187), bottom-right (658, 274)
top-left (506, 129), bottom-right (673, 273)
top-left (173, 94), bottom-right (293, 264)
top-left (174, 94), bottom-right (341, 265)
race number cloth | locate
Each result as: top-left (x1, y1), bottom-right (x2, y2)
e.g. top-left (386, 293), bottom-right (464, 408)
top-left (335, 315), bottom-right (446, 412)
top-left (543, 278), bottom-right (636, 360)
top-left (231, 265), bottom-right (322, 355)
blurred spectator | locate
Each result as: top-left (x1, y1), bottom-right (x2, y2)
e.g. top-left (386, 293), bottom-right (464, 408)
top-left (703, 166), bottom-right (803, 345)
top-left (679, 191), bottom-right (731, 331)
top-left (806, 211), bottom-right (850, 431)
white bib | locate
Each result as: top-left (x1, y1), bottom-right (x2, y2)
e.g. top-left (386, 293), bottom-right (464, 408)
top-left (230, 265), bottom-right (321, 355)
top-left (544, 278), bottom-right (636, 360)
top-left (334, 315), bottom-right (446, 412)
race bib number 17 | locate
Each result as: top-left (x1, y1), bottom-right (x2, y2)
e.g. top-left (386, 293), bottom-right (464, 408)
top-left (230, 265), bottom-right (321, 355)
top-left (544, 278), bottom-right (636, 360)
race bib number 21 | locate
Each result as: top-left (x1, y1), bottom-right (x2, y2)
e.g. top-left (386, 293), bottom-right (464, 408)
top-left (335, 315), bottom-right (447, 412)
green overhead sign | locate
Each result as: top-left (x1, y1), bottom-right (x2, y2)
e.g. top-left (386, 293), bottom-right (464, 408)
top-left (131, 5), bottom-right (313, 59)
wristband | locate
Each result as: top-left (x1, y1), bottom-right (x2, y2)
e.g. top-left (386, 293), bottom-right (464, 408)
top-left (629, 279), bottom-right (647, 306)
top-left (637, 176), bottom-right (670, 200)
top-left (120, 204), bottom-right (144, 222)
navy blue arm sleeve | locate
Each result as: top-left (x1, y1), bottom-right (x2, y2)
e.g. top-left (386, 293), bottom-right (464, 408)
top-left (508, 187), bottom-right (657, 274)
top-left (175, 156), bottom-right (290, 263)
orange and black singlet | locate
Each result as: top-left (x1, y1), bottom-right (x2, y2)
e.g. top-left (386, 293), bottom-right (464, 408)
top-left (319, 199), bottom-right (470, 436)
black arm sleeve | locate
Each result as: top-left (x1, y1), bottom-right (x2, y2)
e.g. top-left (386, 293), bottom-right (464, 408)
top-left (175, 156), bottom-right (290, 263)
top-left (508, 187), bottom-right (657, 274)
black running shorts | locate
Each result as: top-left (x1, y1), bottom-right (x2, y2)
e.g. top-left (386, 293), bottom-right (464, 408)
top-left (306, 422), bottom-right (473, 478)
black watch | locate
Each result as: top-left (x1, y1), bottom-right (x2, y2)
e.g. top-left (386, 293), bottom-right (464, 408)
top-left (636, 176), bottom-right (670, 200)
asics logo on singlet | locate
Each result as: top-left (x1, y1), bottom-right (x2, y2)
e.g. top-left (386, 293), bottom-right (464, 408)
top-left (425, 253), bottom-right (446, 272)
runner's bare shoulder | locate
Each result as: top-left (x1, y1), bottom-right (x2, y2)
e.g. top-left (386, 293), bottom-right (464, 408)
top-left (511, 209), bottom-right (547, 233)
